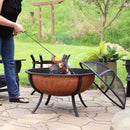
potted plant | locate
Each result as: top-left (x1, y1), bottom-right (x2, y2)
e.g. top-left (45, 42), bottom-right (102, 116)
top-left (83, 41), bottom-right (106, 63)
top-left (83, 42), bottom-right (126, 73)
top-left (102, 45), bottom-right (125, 74)
top-left (83, 42), bottom-right (126, 93)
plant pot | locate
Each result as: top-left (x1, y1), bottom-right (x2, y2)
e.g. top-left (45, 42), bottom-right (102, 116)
top-left (104, 61), bottom-right (117, 74)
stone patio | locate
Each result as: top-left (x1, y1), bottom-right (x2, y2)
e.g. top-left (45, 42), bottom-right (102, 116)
top-left (0, 87), bottom-right (130, 130)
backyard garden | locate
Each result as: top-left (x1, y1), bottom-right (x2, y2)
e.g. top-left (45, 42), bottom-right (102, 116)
top-left (0, 0), bottom-right (129, 87)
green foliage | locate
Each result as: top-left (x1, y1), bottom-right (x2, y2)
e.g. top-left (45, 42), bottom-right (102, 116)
top-left (16, 0), bottom-right (130, 50)
top-left (83, 41), bottom-right (106, 62)
top-left (102, 45), bottom-right (126, 62)
top-left (14, 42), bottom-right (130, 86)
top-left (0, 41), bottom-right (128, 87)
top-left (105, 9), bottom-right (130, 51)
top-left (84, 42), bottom-right (126, 63)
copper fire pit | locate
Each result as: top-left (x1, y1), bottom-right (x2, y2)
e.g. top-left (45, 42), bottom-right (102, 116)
top-left (26, 68), bottom-right (95, 117)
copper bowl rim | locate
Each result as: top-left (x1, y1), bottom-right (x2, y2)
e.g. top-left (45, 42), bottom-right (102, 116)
top-left (25, 68), bottom-right (94, 77)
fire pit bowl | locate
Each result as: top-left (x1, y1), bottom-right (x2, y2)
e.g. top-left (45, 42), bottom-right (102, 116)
top-left (26, 68), bottom-right (95, 96)
top-left (26, 68), bottom-right (95, 117)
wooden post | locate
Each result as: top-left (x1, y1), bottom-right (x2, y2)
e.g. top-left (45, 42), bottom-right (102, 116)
top-left (39, 6), bottom-right (41, 41)
top-left (30, 0), bottom-right (64, 43)
top-left (51, 4), bottom-right (55, 43)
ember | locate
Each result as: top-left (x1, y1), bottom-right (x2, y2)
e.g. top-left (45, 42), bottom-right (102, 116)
top-left (49, 54), bottom-right (70, 74)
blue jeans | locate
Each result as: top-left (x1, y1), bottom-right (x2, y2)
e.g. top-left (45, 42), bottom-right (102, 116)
top-left (0, 36), bottom-right (20, 99)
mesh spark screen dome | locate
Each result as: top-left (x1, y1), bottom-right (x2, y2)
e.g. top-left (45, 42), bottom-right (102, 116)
top-left (80, 61), bottom-right (126, 109)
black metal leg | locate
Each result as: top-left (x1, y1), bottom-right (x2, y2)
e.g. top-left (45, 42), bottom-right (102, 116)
top-left (79, 94), bottom-right (87, 108)
top-left (0, 88), bottom-right (8, 92)
top-left (31, 90), bottom-right (36, 95)
top-left (45, 95), bottom-right (51, 105)
top-left (32, 93), bottom-right (43, 114)
top-left (71, 95), bottom-right (79, 117)
top-left (126, 81), bottom-right (130, 97)
top-left (17, 81), bottom-right (20, 91)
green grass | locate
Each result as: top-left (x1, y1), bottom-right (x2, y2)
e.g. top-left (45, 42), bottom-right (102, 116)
top-left (1, 0), bottom-right (129, 87)
top-left (15, 0), bottom-right (130, 51)
top-left (0, 40), bottom-right (129, 87)
top-left (15, 40), bottom-right (93, 86)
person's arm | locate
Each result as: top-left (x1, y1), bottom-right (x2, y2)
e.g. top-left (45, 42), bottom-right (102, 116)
top-left (0, 0), bottom-right (24, 35)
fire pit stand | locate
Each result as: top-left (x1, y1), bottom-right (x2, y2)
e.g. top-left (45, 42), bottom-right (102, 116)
top-left (26, 67), bottom-right (95, 117)
top-left (27, 54), bottom-right (95, 117)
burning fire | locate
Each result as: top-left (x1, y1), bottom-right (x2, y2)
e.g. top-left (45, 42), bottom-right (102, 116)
top-left (49, 54), bottom-right (70, 74)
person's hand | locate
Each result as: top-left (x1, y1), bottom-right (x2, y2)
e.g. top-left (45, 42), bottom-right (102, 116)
top-left (13, 30), bottom-right (18, 36)
top-left (13, 23), bottom-right (25, 36)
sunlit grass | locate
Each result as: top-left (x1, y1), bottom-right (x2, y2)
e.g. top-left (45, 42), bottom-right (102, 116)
top-left (1, 40), bottom-right (127, 86)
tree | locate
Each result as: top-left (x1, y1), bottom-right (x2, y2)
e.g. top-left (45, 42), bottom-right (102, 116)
top-left (73, 0), bottom-right (130, 42)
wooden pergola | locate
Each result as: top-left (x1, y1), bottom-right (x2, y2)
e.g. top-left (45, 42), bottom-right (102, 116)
top-left (30, 0), bottom-right (64, 43)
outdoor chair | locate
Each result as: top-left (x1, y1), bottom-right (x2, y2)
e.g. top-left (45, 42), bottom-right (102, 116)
top-left (0, 59), bottom-right (25, 92)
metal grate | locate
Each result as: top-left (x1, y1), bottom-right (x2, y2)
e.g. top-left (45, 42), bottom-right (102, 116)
top-left (80, 60), bottom-right (126, 109)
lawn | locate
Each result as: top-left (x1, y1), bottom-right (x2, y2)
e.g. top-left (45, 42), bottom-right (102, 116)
top-left (16, 0), bottom-right (130, 51)
top-left (0, 39), bottom-right (129, 87)
top-left (7, 40), bottom-right (93, 86)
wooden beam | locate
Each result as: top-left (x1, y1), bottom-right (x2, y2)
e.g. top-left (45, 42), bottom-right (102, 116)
top-left (30, 0), bottom-right (64, 43)
top-left (30, 0), bottom-right (64, 6)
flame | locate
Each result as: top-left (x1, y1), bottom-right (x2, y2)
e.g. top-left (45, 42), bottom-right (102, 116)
top-left (51, 55), bottom-right (69, 74)
top-left (58, 62), bottom-right (63, 68)
top-left (52, 55), bottom-right (62, 63)
top-left (52, 54), bottom-right (61, 63)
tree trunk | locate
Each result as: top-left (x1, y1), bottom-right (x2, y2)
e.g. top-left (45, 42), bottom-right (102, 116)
top-left (101, 27), bottom-right (105, 43)
top-left (100, 10), bottom-right (106, 42)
